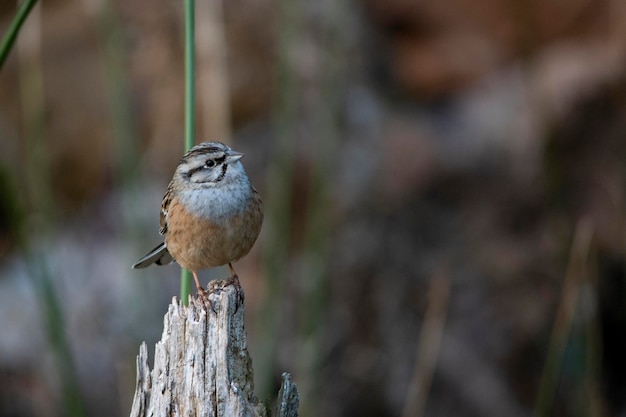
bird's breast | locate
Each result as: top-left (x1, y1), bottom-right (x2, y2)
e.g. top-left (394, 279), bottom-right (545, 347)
top-left (164, 189), bottom-right (261, 272)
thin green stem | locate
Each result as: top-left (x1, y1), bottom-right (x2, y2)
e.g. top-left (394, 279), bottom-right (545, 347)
top-left (26, 252), bottom-right (87, 417)
top-left (294, 3), bottom-right (346, 411)
top-left (185, 0), bottom-right (196, 148)
top-left (256, 0), bottom-right (300, 400)
top-left (533, 220), bottom-right (593, 417)
top-left (180, 0), bottom-right (196, 304)
top-left (0, 0), bottom-right (38, 70)
top-left (15, 6), bottom-right (85, 415)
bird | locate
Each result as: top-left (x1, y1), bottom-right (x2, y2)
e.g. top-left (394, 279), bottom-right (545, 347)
top-left (132, 141), bottom-right (263, 299)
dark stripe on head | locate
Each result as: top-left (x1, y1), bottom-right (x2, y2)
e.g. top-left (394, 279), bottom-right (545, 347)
top-left (185, 165), bottom-right (202, 179)
top-left (216, 163), bottom-right (228, 182)
top-left (182, 147), bottom-right (221, 162)
top-left (181, 142), bottom-right (228, 162)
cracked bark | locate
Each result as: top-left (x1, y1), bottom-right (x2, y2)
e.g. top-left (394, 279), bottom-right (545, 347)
top-left (129, 279), bottom-right (299, 417)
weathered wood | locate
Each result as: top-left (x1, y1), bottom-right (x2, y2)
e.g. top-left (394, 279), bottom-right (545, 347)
top-left (275, 373), bottom-right (299, 417)
top-left (129, 279), bottom-right (299, 417)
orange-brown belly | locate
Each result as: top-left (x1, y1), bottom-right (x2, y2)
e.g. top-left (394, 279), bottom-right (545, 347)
top-left (164, 198), bottom-right (261, 272)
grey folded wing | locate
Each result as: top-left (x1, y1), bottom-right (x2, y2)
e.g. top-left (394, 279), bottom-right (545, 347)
top-left (132, 243), bottom-right (174, 268)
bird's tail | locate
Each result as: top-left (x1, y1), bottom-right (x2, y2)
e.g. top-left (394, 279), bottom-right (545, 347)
top-left (132, 243), bottom-right (174, 269)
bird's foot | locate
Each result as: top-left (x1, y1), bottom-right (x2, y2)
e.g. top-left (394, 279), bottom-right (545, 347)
top-left (191, 271), bottom-right (217, 311)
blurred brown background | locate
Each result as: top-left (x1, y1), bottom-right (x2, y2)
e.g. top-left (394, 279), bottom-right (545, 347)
top-left (1, 0), bottom-right (626, 416)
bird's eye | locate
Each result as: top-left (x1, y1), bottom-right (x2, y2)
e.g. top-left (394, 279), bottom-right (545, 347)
top-left (205, 159), bottom-right (216, 168)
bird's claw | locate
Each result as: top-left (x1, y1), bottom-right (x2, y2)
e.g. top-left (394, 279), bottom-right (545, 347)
top-left (195, 286), bottom-right (218, 313)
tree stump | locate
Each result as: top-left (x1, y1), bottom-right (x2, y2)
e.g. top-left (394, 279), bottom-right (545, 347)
top-left (129, 279), bottom-right (299, 417)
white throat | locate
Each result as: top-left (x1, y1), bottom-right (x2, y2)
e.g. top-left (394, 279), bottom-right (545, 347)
top-left (178, 174), bottom-right (253, 222)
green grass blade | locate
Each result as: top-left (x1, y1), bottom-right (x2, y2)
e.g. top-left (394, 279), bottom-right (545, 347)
top-left (180, 0), bottom-right (196, 304)
top-left (0, 0), bottom-right (39, 70)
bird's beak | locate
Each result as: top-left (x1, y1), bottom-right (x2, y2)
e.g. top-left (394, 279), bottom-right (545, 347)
top-left (225, 151), bottom-right (244, 164)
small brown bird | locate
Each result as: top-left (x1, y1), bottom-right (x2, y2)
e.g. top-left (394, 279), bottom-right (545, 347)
top-left (132, 141), bottom-right (263, 297)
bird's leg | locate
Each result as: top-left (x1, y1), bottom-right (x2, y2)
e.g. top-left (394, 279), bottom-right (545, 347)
top-left (192, 271), bottom-right (207, 297)
top-left (228, 262), bottom-right (237, 278)
top-left (227, 262), bottom-right (244, 307)
top-left (193, 270), bottom-right (216, 312)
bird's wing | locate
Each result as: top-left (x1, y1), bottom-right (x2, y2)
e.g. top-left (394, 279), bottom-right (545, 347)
top-left (159, 181), bottom-right (175, 235)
